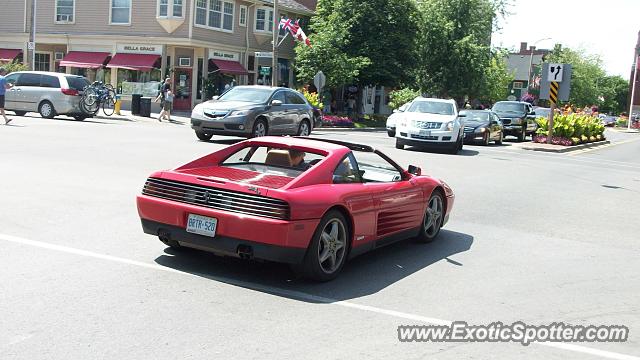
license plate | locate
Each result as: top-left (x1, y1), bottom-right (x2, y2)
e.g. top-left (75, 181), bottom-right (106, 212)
top-left (419, 130), bottom-right (431, 136)
top-left (186, 214), bottom-right (217, 237)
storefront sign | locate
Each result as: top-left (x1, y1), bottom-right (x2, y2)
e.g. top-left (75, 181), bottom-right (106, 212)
top-left (260, 67), bottom-right (271, 75)
top-left (209, 50), bottom-right (239, 61)
top-left (117, 44), bottom-right (163, 55)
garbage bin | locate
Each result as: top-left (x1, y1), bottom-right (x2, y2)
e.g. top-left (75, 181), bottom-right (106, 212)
top-left (139, 97), bottom-right (152, 118)
top-left (131, 94), bottom-right (142, 115)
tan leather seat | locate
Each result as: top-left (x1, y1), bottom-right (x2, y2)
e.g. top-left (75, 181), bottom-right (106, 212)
top-left (265, 149), bottom-right (292, 167)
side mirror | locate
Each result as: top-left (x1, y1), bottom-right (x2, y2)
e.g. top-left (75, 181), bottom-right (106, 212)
top-left (458, 113), bottom-right (466, 118)
top-left (392, 109), bottom-right (398, 113)
top-left (271, 99), bottom-right (283, 106)
top-left (408, 165), bottom-right (421, 176)
top-left (211, 95), bottom-right (219, 100)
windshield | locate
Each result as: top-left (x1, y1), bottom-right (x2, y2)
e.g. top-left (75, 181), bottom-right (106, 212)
top-left (407, 101), bottom-right (454, 115)
top-left (493, 103), bottom-right (526, 114)
top-left (461, 111), bottom-right (490, 122)
top-left (219, 87), bottom-right (273, 103)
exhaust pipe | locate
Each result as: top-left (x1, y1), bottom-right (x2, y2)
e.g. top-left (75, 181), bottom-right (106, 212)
top-left (158, 229), bottom-right (180, 248)
top-left (237, 245), bottom-right (253, 260)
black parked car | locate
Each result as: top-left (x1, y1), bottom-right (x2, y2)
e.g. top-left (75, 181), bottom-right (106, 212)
top-left (492, 101), bottom-right (537, 142)
top-left (461, 110), bottom-right (504, 145)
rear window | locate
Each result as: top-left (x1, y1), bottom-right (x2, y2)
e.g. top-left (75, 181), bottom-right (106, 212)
top-left (65, 76), bottom-right (89, 91)
top-left (16, 73), bottom-right (41, 87)
top-left (40, 75), bottom-right (60, 88)
top-left (222, 145), bottom-right (326, 177)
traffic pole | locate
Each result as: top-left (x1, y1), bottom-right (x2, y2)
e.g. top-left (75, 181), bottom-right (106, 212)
top-left (548, 101), bottom-right (555, 143)
top-left (628, 55), bottom-right (638, 131)
top-left (271, 0), bottom-right (278, 87)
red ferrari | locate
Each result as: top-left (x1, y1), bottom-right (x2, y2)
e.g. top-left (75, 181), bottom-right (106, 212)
top-left (137, 136), bottom-right (454, 281)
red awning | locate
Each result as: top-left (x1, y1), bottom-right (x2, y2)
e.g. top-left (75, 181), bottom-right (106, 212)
top-left (107, 53), bottom-right (161, 71)
top-left (59, 51), bottom-right (111, 69)
top-left (0, 49), bottom-right (22, 62)
top-left (211, 59), bottom-right (248, 75)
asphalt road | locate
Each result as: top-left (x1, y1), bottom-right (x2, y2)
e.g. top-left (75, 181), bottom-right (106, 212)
top-left (1, 115), bottom-right (639, 360)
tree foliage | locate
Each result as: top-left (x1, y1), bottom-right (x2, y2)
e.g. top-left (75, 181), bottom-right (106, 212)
top-left (479, 49), bottom-right (514, 102)
top-left (2, 62), bottom-right (28, 73)
top-left (414, 0), bottom-right (497, 100)
top-left (547, 45), bottom-right (629, 113)
top-left (295, 0), bottom-right (418, 88)
top-left (388, 88), bottom-right (421, 110)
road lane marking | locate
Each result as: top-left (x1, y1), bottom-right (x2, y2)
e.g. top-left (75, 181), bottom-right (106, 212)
top-left (0, 232), bottom-right (638, 360)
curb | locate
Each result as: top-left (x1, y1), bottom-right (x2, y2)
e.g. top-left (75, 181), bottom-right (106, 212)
top-left (520, 140), bottom-right (610, 153)
top-left (314, 127), bottom-right (386, 132)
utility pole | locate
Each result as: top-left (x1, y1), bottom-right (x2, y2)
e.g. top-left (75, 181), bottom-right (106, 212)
top-left (271, 0), bottom-right (278, 87)
top-left (30, 0), bottom-right (37, 70)
top-left (629, 55), bottom-right (638, 131)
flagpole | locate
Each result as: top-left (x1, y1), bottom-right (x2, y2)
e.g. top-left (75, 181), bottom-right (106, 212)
top-left (272, 0), bottom-right (278, 87)
top-left (629, 55), bottom-right (638, 131)
top-left (277, 32), bottom-right (289, 48)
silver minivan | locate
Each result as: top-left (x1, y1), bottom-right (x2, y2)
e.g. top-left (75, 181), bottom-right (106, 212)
top-left (3, 71), bottom-right (91, 121)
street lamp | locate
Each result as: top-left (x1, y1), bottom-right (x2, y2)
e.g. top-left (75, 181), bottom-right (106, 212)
top-left (526, 37), bottom-right (552, 95)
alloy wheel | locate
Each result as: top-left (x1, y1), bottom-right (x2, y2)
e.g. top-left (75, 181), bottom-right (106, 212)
top-left (318, 219), bottom-right (347, 274)
top-left (424, 195), bottom-right (443, 237)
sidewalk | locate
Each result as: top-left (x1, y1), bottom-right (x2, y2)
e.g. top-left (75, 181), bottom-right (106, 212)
top-left (92, 110), bottom-right (386, 131)
top-left (93, 110), bottom-right (191, 124)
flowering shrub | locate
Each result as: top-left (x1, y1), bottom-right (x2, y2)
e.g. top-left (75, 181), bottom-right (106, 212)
top-left (323, 115), bottom-right (353, 127)
top-left (520, 93), bottom-right (535, 104)
top-left (533, 114), bottom-right (607, 146)
top-left (300, 88), bottom-right (323, 110)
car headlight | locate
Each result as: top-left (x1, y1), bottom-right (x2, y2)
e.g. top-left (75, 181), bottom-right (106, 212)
top-left (444, 121), bottom-right (454, 131)
top-left (229, 109), bottom-right (251, 116)
top-left (476, 127), bottom-right (486, 133)
top-left (192, 105), bottom-right (204, 116)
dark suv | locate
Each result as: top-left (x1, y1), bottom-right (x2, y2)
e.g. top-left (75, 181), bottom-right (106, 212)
top-left (491, 101), bottom-right (537, 142)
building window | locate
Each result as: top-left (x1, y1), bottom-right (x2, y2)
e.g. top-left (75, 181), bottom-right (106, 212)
top-left (159, 0), bottom-right (183, 17)
top-left (196, 0), bottom-right (233, 31)
top-left (34, 53), bottom-right (51, 72)
top-left (55, 0), bottom-right (74, 23)
top-left (255, 7), bottom-right (273, 32)
top-left (239, 5), bottom-right (247, 27)
top-left (513, 81), bottom-right (524, 89)
top-left (110, 0), bottom-right (131, 25)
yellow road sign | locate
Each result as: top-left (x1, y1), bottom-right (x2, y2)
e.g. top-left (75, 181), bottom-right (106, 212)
top-left (550, 81), bottom-right (559, 104)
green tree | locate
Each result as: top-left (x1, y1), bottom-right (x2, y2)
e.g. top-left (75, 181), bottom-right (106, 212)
top-left (295, 0), bottom-right (418, 88)
top-left (414, 0), bottom-right (497, 100)
top-left (599, 75), bottom-right (628, 114)
top-left (479, 49), bottom-right (514, 103)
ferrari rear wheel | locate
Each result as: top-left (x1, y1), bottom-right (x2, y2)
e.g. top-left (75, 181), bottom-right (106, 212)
top-left (299, 210), bottom-right (349, 281)
top-left (416, 191), bottom-right (445, 243)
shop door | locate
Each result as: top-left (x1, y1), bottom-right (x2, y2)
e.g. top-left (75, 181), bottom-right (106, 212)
top-left (173, 69), bottom-right (192, 111)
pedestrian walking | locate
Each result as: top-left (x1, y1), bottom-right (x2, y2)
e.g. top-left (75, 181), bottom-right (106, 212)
top-left (0, 67), bottom-right (13, 124)
top-left (154, 77), bottom-right (171, 121)
top-left (162, 89), bottom-right (174, 121)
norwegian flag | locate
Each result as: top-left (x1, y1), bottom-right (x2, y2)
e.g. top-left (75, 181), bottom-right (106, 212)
top-left (278, 18), bottom-right (311, 47)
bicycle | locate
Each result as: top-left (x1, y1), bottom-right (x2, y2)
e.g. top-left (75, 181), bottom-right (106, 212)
top-left (81, 82), bottom-right (116, 116)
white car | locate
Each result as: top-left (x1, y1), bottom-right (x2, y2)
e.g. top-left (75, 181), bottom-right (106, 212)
top-left (394, 97), bottom-right (465, 154)
top-left (386, 102), bottom-right (410, 137)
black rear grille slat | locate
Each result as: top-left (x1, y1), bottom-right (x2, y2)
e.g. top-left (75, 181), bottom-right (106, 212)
top-left (142, 178), bottom-right (290, 220)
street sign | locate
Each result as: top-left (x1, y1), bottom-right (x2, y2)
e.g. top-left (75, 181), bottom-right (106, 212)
top-left (259, 66), bottom-right (271, 75)
top-left (549, 81), bottom-right (559, 105)
top-left (540, 63), bottom-right (572, 102)
top-left (255, 52), bottom-right (273, 58)
top-left (547, 63), bottom-right (564, 83)
top-left (313, 71), bottom-right (326, 91)
top-left (27, 42), bottom-right (35, 50)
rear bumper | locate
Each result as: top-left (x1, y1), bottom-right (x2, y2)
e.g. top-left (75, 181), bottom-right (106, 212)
top-left (137, 194), bottom-right (319, 262)
top-left (141, 219), bottom-right (306, 264)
